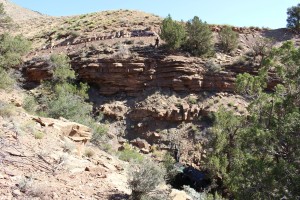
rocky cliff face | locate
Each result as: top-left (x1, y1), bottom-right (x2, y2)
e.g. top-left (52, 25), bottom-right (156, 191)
top-left (24, 53), bottom-right (255, 96)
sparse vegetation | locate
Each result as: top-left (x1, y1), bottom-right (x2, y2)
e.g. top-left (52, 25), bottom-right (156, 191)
top-left (128, 159), bottom-right (165, 200)
top-left (0, 3), bottom-right (12, 28)
top-left (38, 54), bottom-right (108, 142)
top-left (188, 96), bottom-right (197, 104)
top-left (84, 148), bottom-right (95, 158)
top-left (63, 140), bottom-right (76, 153)
top-left (0, 101), bottom-right (15, 118)
top-left (23, 95), bottom-right (37, 113)
top-left (162, 152), bottom-right (177, 183)
top-left (33, 131), bottom-right (44, 139)
top-left (0, 68), bottom-right (15, 89)
top-left (251, 37), bottom-right (274, 63)
top-left (118, 143), bottom-right (144, 162)
top-left (113, 44), bottom-right (131, 59)
top-left (1, 3), bottom-right (300, 199)
top-left (219, 26), bottom-right (238, 53)
top-left (205, 60), bottom-right (222, 73)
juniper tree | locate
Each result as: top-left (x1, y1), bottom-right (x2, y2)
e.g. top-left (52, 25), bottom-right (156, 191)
top-left (185, 16), bottom-right (214, 57)
top-left (287, 3), bottom-right (300, 31)
top-left (160, 14), bottom-right (186, 50)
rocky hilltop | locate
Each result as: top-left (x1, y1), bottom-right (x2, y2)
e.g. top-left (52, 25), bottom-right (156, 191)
top-left (1, 1), bottom-right (300, 199)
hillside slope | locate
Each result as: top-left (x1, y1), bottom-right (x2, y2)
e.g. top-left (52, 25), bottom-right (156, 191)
top-left (1, 0), bottom-right (47, 22)
top-left (0, 89), bottom-right (130, 199)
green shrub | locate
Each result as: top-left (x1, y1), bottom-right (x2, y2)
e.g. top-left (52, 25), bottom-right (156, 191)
top-left (185, 16), bottom-right (214, 57)
top-left (162, 152), bottom-right (178, 183)
top-left (50, 54), bottom-right (75, 83)
top-left (119, 143), bottom-right (144, 162)
top-left (99, 143), bottom-right (113, 153)
top-left (160, 15), bottom-right (186, 50)
top-left (0, 68), bottom-right (15, 89)
top-left (0, 3), bottom-right (12, 27)
top-left (33, 131), bottom-right (44, 139)
top-left (46, 91), bottom-right (92, 120)
top-left (0, 33), bottom-right (31, 69)
top-left (188, 96), bottom-right (197, 104)
top-left (84, 148), bottom-right (95, 158)
top-left (69, 31), bottom-right (79, 38)
top-left (0, 101), bottom-right (14, 118)
top-left (251, 37), bottom-right (274, 58)
top-left (205, 60), bottom-right (222, 73)
top-left (23, 95), bottom-right (37, 113)
top-left (53, 82), bottom-right (89, 99)
top-left (128, 159), bottom-right (165, 200)
top-left (219, 26), bottom-right (238, 53)
top-left (41, 53), bottom-right (108, 143)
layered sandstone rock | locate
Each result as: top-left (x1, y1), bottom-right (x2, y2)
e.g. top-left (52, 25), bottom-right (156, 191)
top-left (24, 54), bottom-right (240, 95)
top-left (128, 102), bottom-right (202, 122)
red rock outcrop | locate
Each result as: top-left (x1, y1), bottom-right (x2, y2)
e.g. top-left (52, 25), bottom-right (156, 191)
top-left (24, 54), bottom-right (241, 95)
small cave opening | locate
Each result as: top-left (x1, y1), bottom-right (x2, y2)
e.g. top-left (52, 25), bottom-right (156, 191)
top-left (168, 164), bottom-right (211, 192)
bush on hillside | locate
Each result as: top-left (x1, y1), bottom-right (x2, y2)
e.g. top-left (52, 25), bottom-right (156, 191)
top-left (0, 33), bottom-right (30, 90)
top-left (0, 101), bottom-right (15, 118)
top-left (160, 14), bottom-right (186, 50)
top-left (23, 95), bottom-right (38, 113)
top-left (219, 26), bottom-right (238, 53)
top-left (0, 3), bottom-right (12, 28)
top-left (128, 159), bottom-right (165, 200)
top-left (50, 54), bottom-right (75, 83)
top-left (41, 53), bottom-right (108, 140)
top-left (251, 37), bottom-right (274, 58)
top-left (118, 143), bottom-right (144, 162)
top-left (0, 68), bottom-right (15, 89)
top-left (185, 16), bottom-right (214, 57)
top-left (0, 33), bottom-right (31, 69)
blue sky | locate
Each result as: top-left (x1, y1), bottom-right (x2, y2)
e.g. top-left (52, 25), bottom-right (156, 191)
top-left (12, 0), bottom-right (296, 29)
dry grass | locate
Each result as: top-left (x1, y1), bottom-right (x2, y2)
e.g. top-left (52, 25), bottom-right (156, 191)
top-left (0, 101), bottom-right (15, 118)
top-left (84, 148), bottom-right (95, 158)
top-left (12, 9), bottom-right (161, 49)
top-left (33, 131), bottom-right (44, 139)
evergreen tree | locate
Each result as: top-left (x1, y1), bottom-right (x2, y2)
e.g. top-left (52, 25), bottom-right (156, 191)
top-left (0, 33), bottom-right (31, 69)
top-left (287, 3), bottom-right (300, 31)
top-left (185, 16), bottom-right (214, 57)
top-left (160, 14), bottom-right (186, 50)
top-left (219, 26), bottom-right (238, 53)
top-left (207, 41), bottom-right (300, 199)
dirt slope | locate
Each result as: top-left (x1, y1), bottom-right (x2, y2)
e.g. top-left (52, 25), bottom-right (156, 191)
top-left (0, 89), bottom-right (130, 199)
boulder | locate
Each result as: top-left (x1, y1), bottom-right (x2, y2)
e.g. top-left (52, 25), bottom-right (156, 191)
top-left (31, 117), bottom-right (92, 155)
top-left (169, 189), bottom-right (191, 200)
top-left (100, 102), bottom-right (127, 120)
top-left (130, 138), bottom-right (150, 149)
